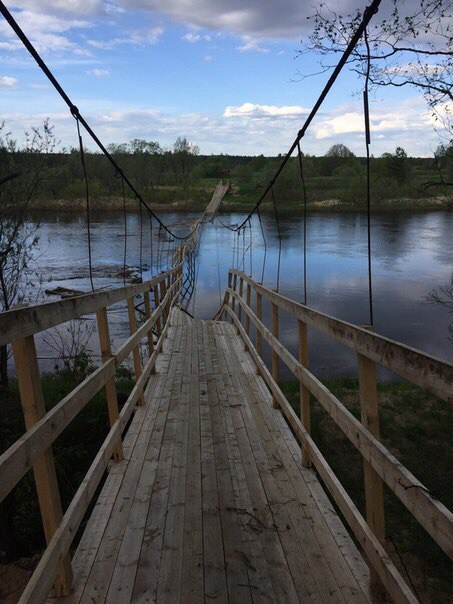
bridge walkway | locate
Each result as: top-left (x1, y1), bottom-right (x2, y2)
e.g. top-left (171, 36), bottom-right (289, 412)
top-left (59, 308), bottom-right (371, 603)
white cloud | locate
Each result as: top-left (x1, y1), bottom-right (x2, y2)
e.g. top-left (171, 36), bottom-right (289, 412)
top-left (87, 26), bottom-right (163, 49)
top-left (203, 55), bottom-right (213, 63)
top-left (88, 68), bottom-right (110, 77)
top-left (182, 32), bottom-right (200, 43)
top-left (224, 102), bottom-right (309, 119)
top-left (236, 35), bottom-right (268, 53)
top-left (6, 0), bottom-right (104, 15)
top-left (0, 75), bottom-right (18, 87)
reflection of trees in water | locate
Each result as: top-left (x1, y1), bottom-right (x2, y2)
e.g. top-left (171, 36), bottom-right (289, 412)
top-left (424, 277), bottom-right (453, 342)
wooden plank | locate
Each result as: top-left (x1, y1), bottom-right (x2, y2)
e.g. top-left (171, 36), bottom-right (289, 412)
top-left (96, 306), bottom-right (123, 462)
top-left (229, 271), bottom-right (453, 401)
top-left (12, 335), bottom-right (72, 597)
top-left (223, 307), bottom-right (418, 604)
top-left (226, 292), bottom-right (453, 558)
top-left (0, 268), bottom-right (179, 346)
top-left (245, 282), bottom-right (251, 349)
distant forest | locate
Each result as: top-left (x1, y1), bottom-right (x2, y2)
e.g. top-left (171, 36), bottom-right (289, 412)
top-left (2, 127), bottom-right (452, 209)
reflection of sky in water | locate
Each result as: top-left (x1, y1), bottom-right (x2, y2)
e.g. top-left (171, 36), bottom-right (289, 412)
top-left (28, 210), bottom-right (452, 378)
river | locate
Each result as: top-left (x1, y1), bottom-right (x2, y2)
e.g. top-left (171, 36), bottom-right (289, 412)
top-left (28, 209), bottom-right (452, 378)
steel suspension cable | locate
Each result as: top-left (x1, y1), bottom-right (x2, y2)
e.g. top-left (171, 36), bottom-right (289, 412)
top-left (257, 206), bottom-right (267, 284)
top-left (364, 26), bottom-right (374, 327)
top-left (0, 1), bottom-right (191, 242)
top-left (226, 0), bottom-right (381, 233)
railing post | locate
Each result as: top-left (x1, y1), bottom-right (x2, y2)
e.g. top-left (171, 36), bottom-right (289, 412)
top-left (256, 291), bottom-right (262, 375)
top-left (298, 320), bottom-right (311, 467)
top-left (358, 334), bottom-right (385, 593)
top-left (244, 282), bottom-right (251, 350)
top-left (160, 275), bottom-right (168, 336)
top-left (231, 273), bottom-right (238, 323)
top-left (127, 296), bottom-right (144, 405)
top-left (96, 307), bottom-right (123, 462)
top-left (271, 302), bottom-right (279, 409)
top-left (153, 284), bottom-right (161, 338)
top-left (12, 334), bottom-right (73, 597)
top-left (222, 271), bottom-right (232, 320)
top-left (143, 290), bottom-right (155, 374)
top-left (237, 276), bottom-right (244, 334)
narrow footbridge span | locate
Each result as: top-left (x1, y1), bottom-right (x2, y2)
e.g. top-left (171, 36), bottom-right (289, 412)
top-left (0, 254), bottom-right (452, 604)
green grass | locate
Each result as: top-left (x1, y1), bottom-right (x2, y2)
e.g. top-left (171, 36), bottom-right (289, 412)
top-left (280, 378), bottom-right (453, 603)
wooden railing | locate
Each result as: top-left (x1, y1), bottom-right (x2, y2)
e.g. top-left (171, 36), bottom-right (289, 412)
top-left (217, 269), bottom-right (453, 604)
top-left (0, 254), bottom-right (184, 603)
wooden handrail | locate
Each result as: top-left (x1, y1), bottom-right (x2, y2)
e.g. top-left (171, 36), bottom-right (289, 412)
top-left (223, 304), bottom-right (418, 604)
top-left (229, 270), bottom-right (453, 402)
top-left (0, 277), bottom-right (182, 504)
top-left (227, 287), bottom-right (453, 558)
top-left (0, 265), bottom-right (181, 346)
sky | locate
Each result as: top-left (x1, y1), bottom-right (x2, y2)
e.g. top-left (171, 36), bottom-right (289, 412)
top-left (0, 0), bottom-right (450, 157)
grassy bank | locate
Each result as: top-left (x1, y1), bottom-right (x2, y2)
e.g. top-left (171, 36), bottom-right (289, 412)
top-left (28, 190), bottom-right (453, 214)
top-left (280, 378), bottom-right (453, 603)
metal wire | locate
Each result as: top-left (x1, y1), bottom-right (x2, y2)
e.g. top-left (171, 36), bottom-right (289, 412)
top-left (271, 186), bottom-right (282, 292)
top-left (75, 117), bottom-right (94, 291)
top-left (364, 26), bottom-right (374, 327)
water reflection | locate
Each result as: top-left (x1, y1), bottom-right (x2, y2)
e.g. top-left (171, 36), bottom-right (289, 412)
top-left (29, 210), bottom-right (452, 377)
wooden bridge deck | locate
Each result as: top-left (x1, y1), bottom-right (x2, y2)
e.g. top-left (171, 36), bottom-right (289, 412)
top-left (58, 308), bottom-right (372, 603)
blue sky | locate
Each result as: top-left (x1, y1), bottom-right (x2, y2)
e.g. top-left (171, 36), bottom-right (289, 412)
top-left (0, 0), bottom-right (449, 156)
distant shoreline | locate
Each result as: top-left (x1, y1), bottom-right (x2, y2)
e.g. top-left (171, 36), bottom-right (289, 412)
top-left (28, 195), bottom-right (453, 214)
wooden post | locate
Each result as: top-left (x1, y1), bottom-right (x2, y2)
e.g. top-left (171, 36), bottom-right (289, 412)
top-left (358, 332), bottom-right (385, 594)
top-left (244, 282), bottom-right (251, 350)
top-left (127, 296), bottom-right (144, 405)
top-left (160, 276), bottom-right (168, 335)
top-left (231, 273), bottom-right (238, 323)
top-left (96, 307), bottom-right (123, 462)
top-left (222, 271), bottom-right (232, 320)
top-left (237, 277), bottom-right (244, 334)
top-left (12, 334), bottom-right (73, 597)
top-left (298, 320), bottom-right (311, 467)
top-left (256, 291), bottom-right (262, 374)
top-left (143, 290), bottom-right (155, 373)
top-left (271, 302), bottom-right (279, 409)
top-left (153, 285), bottom-right (161, 338)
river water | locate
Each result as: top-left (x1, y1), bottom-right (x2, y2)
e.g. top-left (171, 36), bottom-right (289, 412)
top-left (29, 210), bottom-right (452, 379)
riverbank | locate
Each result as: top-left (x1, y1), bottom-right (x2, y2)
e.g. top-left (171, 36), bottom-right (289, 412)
top-left (280, 378), bottom-right (452, 603)
top-left (28, 192), bottom-right (453, 213)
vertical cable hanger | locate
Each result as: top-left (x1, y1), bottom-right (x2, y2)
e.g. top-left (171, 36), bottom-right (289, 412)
top-left (257, 206), bottom-right (267, 285)
top-left (248, 218), bottom-right (253, 277)
top-left (297, 141), bottom-right (308, 305)
top-left (271, 185), bottom-right (282, 292)
top-left (138, 196), bottom-right (143, 283)
top-left (149, 212), bottom-right (154, 279)
top-left (363, 25), bottom-right (374, 327)
top-left (73, 111), bottom-right (94, 292)
top-left (121, 177), bottom-right (127, 286)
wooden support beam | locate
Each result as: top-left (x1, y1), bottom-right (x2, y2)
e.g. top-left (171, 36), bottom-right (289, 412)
top-left (143, 290), bottom-right (155, 373)
top-left (237, 276), bottom-right (244, 334)
top-left (127, 296), bottom-right (144, 405)
top-left (12, 334), bottom-right (73, 597)
top-left (298, 320), bottom-right (311, 468)
top-left (256, 291), bottom-right (263, 375)
top-left (271, 301), bottom-right (279, 409)
top-left (153, 285), bottom-right (161, 337)
top-left (231, 273), bottom-right (238, 323)
top-left (96, 307), bottom-right (123, 462)
top-left (244, 282), bottom-right (251, 349)
top-left (160, 276), bottom-right (168, 337)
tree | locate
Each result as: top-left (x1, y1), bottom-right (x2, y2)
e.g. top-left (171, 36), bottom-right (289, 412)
top-left (0, 119), bottom-right (57, 385)
top-left (381, 146), bottom-right (410, 184)
top-left (325, 144), bottom-right (355, 158)
top-left (172, 137), bottom-right (199, 186)
top-left (297, 0), bottom-right (452, 138)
